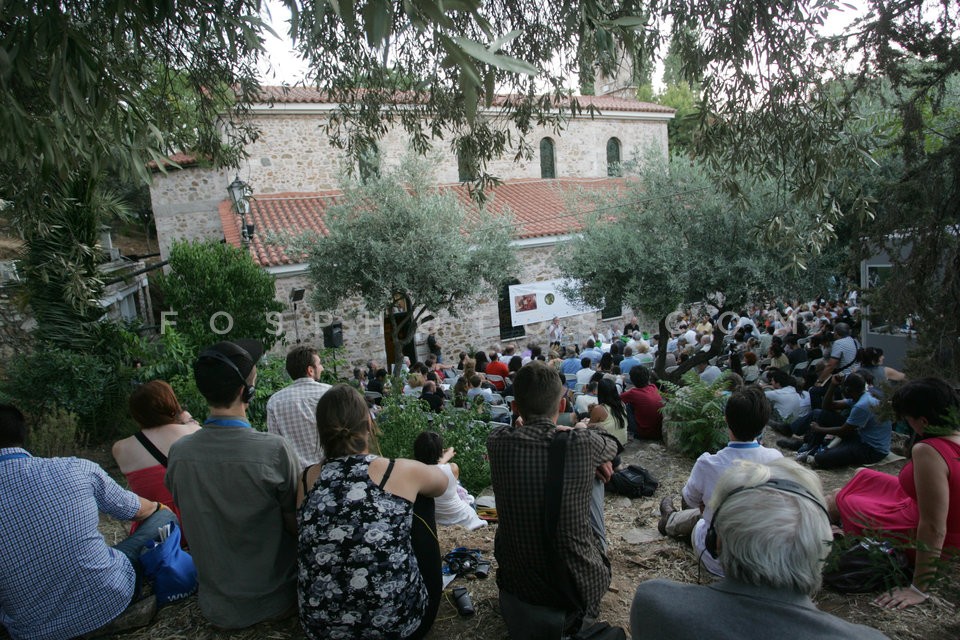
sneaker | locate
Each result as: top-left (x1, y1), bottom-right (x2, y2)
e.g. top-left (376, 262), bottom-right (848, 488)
top-left (777, 438), bottom-right (803, 451)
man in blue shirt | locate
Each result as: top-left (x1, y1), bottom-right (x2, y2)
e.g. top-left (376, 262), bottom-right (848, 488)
top-left (619, 346), bottom-right (642, 377)
top-left (797, 373), bottom-right (890, 469)
top-left (580, 339), bottom-right (602, 365)
top-left (0, 404), bottom-right (176, 640)
top-left (560, 348), bottom-right (582, 389)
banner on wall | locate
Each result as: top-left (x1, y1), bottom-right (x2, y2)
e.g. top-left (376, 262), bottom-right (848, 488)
top-left (508, 279), bottom-right (596, 327)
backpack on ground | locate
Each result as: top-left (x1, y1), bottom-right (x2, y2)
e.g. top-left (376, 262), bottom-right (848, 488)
top-left (605, 464), bottom-right (658, 498)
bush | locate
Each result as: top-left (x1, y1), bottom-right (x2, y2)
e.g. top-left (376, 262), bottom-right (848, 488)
top-left (659, 370), bottom-right (732, 457)
top-left (25, 407), bottom-right (79, 458)
top-left (376, 396), bottom-right (493, 495)
top-left (157, 240), bottom-right (285, 351)
top-left (0, 343), bottom-right (137, 444)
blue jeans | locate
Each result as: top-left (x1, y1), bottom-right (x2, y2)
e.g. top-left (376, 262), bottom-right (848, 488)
top-left (113, 509), bottom-right (178, 594)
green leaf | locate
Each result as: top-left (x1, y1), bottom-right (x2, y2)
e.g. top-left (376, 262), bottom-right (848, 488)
top-left (450, 36), bottom-right (538, 75)
top-left (610, 16), bottom-right (648, 28)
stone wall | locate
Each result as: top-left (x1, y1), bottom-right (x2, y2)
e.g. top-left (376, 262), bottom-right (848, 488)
top-left (264, 244), bottom-right (640, 369)
top-left (148, 108), bottom-right (670, 259)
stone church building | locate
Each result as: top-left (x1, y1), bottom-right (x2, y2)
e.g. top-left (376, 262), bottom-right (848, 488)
top-left (148, 87), bottom-right (673, 365)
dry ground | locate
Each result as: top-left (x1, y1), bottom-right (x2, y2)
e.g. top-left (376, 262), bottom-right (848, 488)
top-left (62, 432), bottom-right (958, 640)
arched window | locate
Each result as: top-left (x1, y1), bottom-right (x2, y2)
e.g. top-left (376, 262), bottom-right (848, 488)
top-left (606, 137), bottom-right (622, 177)
top-left (358, 141), bottom-right (380, 183)
top-left (498, 278), bottom-right (526, 340)
top-left (539, 137), bottom-right (556, 179)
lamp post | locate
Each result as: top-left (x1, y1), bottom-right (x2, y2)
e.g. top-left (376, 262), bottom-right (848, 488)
top-left (227, 175), bottom-right (255, 245)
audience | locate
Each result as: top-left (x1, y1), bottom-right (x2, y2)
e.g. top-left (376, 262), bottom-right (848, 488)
top-left (829, 378), bottom-right (960, 610)
top-left (488, 362), bottom-right (620, 638)
top-left (112, 380), bottom-right (199, 537)
top-left (793, 373), bottom-right (891, 469)
top-left (0, 404), bottom-right (178, 639)
top-left (620, 366), bottom-right (664, 439)
top-left (658, 387), bottom-right (783, 576)
top-left (266, 345), bottom-right (332, 467)
top-left (413, 431), bottom-right (487, 531)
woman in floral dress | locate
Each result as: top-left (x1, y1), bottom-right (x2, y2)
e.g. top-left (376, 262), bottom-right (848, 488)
top-left (297, 385), bottom-right (447, 639)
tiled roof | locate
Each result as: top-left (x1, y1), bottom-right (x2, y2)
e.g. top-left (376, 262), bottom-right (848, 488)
top-left (255, 85), bottom-right (675, 115)
top-left (147, 152), bottom-right (200, 171)
top-left (219, 178), bottom-right (628, 267)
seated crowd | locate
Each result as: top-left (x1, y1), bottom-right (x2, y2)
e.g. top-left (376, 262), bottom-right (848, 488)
top-left (1, 298), bottom-right (956, 640)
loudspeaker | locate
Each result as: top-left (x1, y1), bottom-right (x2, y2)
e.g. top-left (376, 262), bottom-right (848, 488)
top-left (323, 322), bottom-right (344, 348)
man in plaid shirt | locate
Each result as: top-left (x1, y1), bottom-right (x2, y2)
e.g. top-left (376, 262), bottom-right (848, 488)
top-left (0, 404), bottom-right (177, 640)
top-left (488, 361), bottom-right (620, 636)
top-left (266, 345), bottom-right (331, 467)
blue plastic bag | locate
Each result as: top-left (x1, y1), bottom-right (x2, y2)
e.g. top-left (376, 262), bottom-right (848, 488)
top-left (139, 521), bottom-right (198, 605)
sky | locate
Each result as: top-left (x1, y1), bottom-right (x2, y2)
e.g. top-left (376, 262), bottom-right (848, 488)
top-left (257, 0), bottom-right (868, 89)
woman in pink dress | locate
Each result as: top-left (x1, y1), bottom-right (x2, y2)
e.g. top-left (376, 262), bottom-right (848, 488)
top-left (112, 381), bottom-right (199, 535)
top-left (829, 377), bottom-right (960, 609)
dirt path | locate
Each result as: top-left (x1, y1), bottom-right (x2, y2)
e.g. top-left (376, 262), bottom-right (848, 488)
top-left (81, 437), bottom-right (960, 640)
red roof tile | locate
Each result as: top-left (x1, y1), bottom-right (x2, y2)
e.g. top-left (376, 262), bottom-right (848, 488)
top-left (220, 178), bottom-right (628, 267)
top-left (256, 85), bottom-right (674, 115)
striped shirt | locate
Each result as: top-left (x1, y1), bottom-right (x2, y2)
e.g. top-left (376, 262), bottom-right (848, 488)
top-left (829, 336), bottom-right (860, 374)
top-left (266, 377), bottom-right (331, 467)
top-left (0, 449), bottom-right (140, 640)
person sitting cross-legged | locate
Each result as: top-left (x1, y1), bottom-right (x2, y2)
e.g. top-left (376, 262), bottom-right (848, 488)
top-left (658, 387), bottom-right (783, 576)
top-left (793, 373), bottom-right (891, 469)
top-left (0, 404), bottom-right (178, 640)
top-left (633, 459), bottom-right (889, 640)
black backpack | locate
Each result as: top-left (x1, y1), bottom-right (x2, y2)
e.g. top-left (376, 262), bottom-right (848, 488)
top-left (606, 464), bottom-right (659, 498)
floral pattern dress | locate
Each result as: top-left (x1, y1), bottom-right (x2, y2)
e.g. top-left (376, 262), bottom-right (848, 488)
top-left (298, 454), bottom-right (427, 639)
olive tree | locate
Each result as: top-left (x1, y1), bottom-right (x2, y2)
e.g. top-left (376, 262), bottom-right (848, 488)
top-left (293, 160), bottom-right (517, 373)
top-left (556, 153), bottom-right (829, 379)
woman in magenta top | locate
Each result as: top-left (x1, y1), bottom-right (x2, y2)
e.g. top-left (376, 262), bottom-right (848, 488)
top-left (112, 380), bottom-right (199, 535)
top-left (829, 377), bottom-right (960, 609)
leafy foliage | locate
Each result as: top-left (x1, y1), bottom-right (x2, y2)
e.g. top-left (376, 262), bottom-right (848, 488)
top-left (659, 370), bottom-right (731, 457)
top-left (157, 240), bottom-right (285, 352)
top-left (0, 0), bottom-right (264, 191)
top-left (844, 73), bottom-right (960, 380)
top-left (556, 153), bottom-right (830, 377)
top-left (293, 158), bottom-right (517, 370)
top-left (375, 396), bottom-right (493, 495)
top-left (17, 171), bottom-right (130, 349)
top-left (0, 344), bottom-right (138, 443)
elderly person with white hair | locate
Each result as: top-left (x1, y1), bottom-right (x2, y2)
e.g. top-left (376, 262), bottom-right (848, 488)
top-left (630, 459), bottom-right (889, 640)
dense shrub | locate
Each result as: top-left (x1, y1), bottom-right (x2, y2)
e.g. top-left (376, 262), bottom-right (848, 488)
top-left (376, 396), bottom-right (493, 495)
top-left (659, 370), bottom-right (732, 457)
top-left (24, 408), bottom-right (79, 458)
top-left (157, 240), bottom-right (285, 351)
top-left (0, 343), bottom-right (137, 443)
